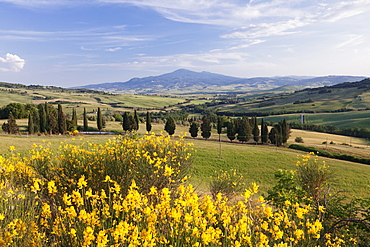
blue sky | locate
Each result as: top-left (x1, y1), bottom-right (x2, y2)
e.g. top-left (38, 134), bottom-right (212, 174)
top-left (0, 0), bottom-right (369, 87)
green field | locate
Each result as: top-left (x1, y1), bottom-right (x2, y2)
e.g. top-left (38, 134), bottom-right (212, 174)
top-left (1, 126), bottom-right (369, 198)
top-left (0, 86), bottom-right (188, 115)
top-left (263, 110), bottom-right (370, 129)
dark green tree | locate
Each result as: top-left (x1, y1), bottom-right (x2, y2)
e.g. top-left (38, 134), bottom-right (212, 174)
top-left (252, 116), bottom-right (260, 144)
top-left (97, 107), bottom-right (103, 131)
top-left (122, 112), bottom-right (136, 132)
top-left (47, 106), bottom-right (58, 134)
top-left (72, 108), bottom-right (78, 131)
top-left (237, 117), bottom-right (251, 143)
top-left (2, 112), bottom-right (19, 134)
top-left (164, 117), bottom-right (176, 136)
top-left (44, 102), bottom-right (50, 133)
top-left (58, 104), bottom-right (67, 134)
top-left (269, 124), bottom-right (282, 146)
top-left (146, 111), bottom-right (152, 132)
top-left (28, 112), bottom-right (34, 135)
top-left (39, 104), bottom-right (47, 133)
top-left (122, 112), bottom-right (130, 131)
top-left (227, 119), bottom-right (236, 142)
top-left (27, 107), bottom-right (40, 133)
top-left (189, 122), bottom-right (198, 138)
top-left (134, 110), bottom-right (139, 131)
top-left (2, 103), bottom-right (27, 119)
top-left (83, 107), bottom-right (88, 131)
top-left (279, 119), bottom-right (291, 144)
top-left (201, 116), bottom-right (212, 139)
top-left (261, 118), bottom-right (269, 144)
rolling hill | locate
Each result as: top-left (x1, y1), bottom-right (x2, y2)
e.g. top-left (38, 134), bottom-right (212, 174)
top-left (75, 69), bottom-right (366, 94)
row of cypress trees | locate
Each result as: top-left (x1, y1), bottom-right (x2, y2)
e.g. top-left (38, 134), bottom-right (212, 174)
top-left (188, 116), bottom-right (290, 146)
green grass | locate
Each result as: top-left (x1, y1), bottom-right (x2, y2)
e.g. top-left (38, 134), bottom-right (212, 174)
top-left (263, 110), bottom-right (370, 129)
top-left (1, 127), bottom-right (369, 199)
top-left (0, 86), bottom-right (187, 114)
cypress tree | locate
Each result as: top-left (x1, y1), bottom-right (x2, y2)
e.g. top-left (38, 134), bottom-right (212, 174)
top-left (237, 117), bottom-right (251, 143)
top-left (97, 107), bottom-right (103, 131)
top-left (279, 119), bottom-right (290, 144)
top-left (83, 107), bottom-right (88, 131)
top-left (48, 107), bottom-right (58, 134)
top-left (127, 114), bottom-right (136, 131)
top-left (28, 112), bottom-right (34, 134)
top-left (44, 102), bottom-right (50, 133)
top-left (72, 108), bottom-right (78, 131)
top-left (201, 116), bottom-right (212, 139)
top-left (122, 112), bottom-right (130, 131)
top-left (261, 118), bottom-right (268, 144)
top-left (164, 117), bottom-right (176, 136)
top-left (134, 110), bottom-right (139, 131)
top-left (58, 104), bottom-right (67, 134)
top-left (39, 104), bottom-right (47, 133)
top-left (227, 119), bottom-right (236, 142)
top-left (269, 125), bottom-right (282, 146)
top-left (30, 107), bottom-right (40, 133)
top-left (146, 111), bottom-right (152, 132)
top-left (189, 122), bottom-right (198, 138)
top-left (252, 116), bottom-right (260, 144)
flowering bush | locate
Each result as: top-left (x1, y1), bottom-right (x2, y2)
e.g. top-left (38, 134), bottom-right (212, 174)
top-left (0, 138), bottom-right (364, 246)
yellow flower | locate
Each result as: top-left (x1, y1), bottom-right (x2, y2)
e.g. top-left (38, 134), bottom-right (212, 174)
top-left (83, 226), bottom-right (95, 246)
top-left (77, 175), bottom-right (88, 189)
top-left (47, 180), bottom-right (57, 194)
top-left (0, 213), bottom-right (5, 220)
top-left (164, 165), bottom-right (174, 176)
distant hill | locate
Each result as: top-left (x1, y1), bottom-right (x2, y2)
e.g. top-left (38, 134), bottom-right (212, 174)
top-left (75, 69), bottom-right (367, 94)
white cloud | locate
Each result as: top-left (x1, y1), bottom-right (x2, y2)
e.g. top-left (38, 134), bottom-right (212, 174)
top-left (105, 47), bottom-right (122, 52)
top-left (0, 53), bottom-right (26, 72)
top-left (336, 34), bottom-right (364, 49)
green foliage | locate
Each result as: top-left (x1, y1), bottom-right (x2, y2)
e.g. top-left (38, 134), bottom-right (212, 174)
top-left (226, 119), bottom-right (236, 142)
top-left (237, 116), bottom-right (251, 143)
top-left (146, 111), bottom-right (152, 132)
top-left (71, 108), bottom-right (78, 131)
top-left (57, 104), bottom-right (67, 134)
top-left (267, 154), bottom-right (370, 246)
top-left (189, 122), bottom-right (198, 138)
top-left (164, 117), bottom-right (176, 136)
top-left (28, 112), bottom-right (34, 134)
top-left (122, 112), bottom-right (137, 132)
top-left (2, 112), bottom-right (19, 134)
top-left (289, 144), bottom-right (370, 165)
top-left (83, 107), bottom-right (88, 131)
top-left (112, 113), bottom-right (122, 122)
top-left (97, 107), bottom-right (103, 131)
top-left (267, 169), bottom-right (307, 207)
top-left (252, 116), bottom-right (260, 143)
top-left (209, 169), bottom-right (246, 200)
top-left (200, 116), bottom-right (212, 139)
top-left (134, 110), bottom-right (139, 131)
top-left (295, 136), bottom-right (304, 143)
top-left (38, 104), bottom-right (47, 133)
top-left (261, 118), bottom-right (269, 144)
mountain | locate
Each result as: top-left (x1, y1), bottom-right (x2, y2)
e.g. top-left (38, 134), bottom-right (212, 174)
top-left (75, 69), bottom-right (367, 94)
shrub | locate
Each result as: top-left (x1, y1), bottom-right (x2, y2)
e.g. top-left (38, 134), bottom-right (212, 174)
top-left (295, 136), bottom-right (304, 143)
top-left (209, 169), bottom-right (245, 200)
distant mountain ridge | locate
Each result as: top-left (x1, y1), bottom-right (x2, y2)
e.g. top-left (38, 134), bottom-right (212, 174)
top-left (75, 69), bottom-right (367, 94)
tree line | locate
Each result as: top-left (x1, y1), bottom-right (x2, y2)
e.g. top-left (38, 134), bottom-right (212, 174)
top-left (2, 103), bottom-right (290, 147)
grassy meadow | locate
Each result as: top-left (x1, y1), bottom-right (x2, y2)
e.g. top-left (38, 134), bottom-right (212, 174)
top-left (1, 121), bottom-right (369, 198)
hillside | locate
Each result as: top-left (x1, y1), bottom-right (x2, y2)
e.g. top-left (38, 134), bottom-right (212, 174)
top-left (76, 69), bottom-right (366, 94)
top-left (211, 78), bottom-right (370, 116)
